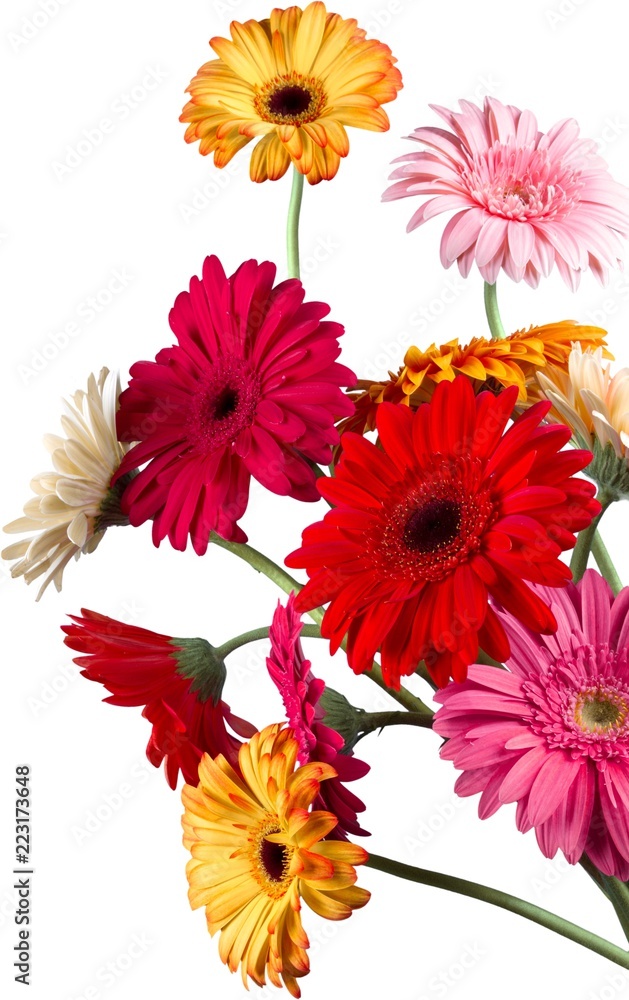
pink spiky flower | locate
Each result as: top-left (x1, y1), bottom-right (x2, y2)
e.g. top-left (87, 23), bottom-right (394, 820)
top-left (267, 594), bottom-right (370, 839)
top-left (433, 570), bottom-right (629, 879)
top-left (384, 97), bottom-right (629, 289)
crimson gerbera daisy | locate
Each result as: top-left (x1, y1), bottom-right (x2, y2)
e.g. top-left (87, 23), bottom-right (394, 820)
top-left (286, 377), bottom-right (600, 688)
top-left (115, 256), bottom-right (354, 553)
top-left (383, 97), bottom-right (629, 289)
top-left (267, 594), bottom-right (369, 839)
top-left (62, 609), bottom-right (256, 787)
top-left (434, 571), bottom-right (629, 880)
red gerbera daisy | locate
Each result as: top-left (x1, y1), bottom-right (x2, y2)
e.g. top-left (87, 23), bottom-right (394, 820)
top-left (286, 377), bottom-right (600, 688)
top-left (115, 255), bottom-right (355, 553)
top-left (267, 594), bottom-right (370, 839)
top-left (62, 609), bottom-right (256, 787)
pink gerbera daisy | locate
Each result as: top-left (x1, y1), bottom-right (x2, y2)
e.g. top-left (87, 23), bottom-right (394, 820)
top-left (115, 256), bottom-right (355, 553)
top-left (267, 594), bottom-right (370, 839)
top-left (383, 97), bottom-right (629, 289)
top-left (433, 570), bottom-right (629, 879)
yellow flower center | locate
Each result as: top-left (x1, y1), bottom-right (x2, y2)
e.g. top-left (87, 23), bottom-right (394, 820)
top-left (574, 688), bottom-right (628, 732)
top-left (248, 816), bottom-right (295, 899)
top-left (254, 72), bottom-right (327, 126)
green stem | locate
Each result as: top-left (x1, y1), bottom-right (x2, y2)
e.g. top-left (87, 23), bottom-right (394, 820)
top-left (287, 166), bottom-right (305, 280)
top-left (363, 668), bottom-right (428, 713)
top-left (592, 529), bottom-right (623, 595)
top-left (570, 496), bottom-right (611, 584)
top-left (216, 623), bottom-right (322, 659)
top-left (581, 855), bottom-right (629, 945)
top-left (208, 533), bottom-right (430, 715)
top-left (357, 710), bottom-right (434, 737)
top-left (210, 532), bottom-right (307, 610)
top-left (483, 281), bottom-right (506, 340)
top-left (366, 853), bottom-right (629, 969)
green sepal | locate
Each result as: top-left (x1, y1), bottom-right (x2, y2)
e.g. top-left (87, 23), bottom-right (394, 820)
top-left (171, 638), bottom-right (227, 703)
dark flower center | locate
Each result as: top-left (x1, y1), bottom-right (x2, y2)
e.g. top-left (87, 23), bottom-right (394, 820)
top-left (403, 499), bottom-right (461, 553)
top-left (260, 836), bottom-right (289, 883)
top-left (254, 72), bottom-right (327, 126)
top-left (213, 386), bottom-right (239, 421)
top-left (186, 356), bottom-right (261, 454)
top-left (267, 85), bottom-right (313, 118)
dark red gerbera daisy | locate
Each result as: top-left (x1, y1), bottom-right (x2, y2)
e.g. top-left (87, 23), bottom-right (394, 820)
top-left (62, 609), bottom-right (256, 787)
top-left (286, 376), bottom-right (600, 688)
top-left (115, 255), bottom-right (355, 553)
top-left (266, 594), bottom-right (369, 839)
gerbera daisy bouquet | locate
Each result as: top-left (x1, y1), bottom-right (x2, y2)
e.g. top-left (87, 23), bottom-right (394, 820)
top-left (7, 3), bottom-right (629, 995)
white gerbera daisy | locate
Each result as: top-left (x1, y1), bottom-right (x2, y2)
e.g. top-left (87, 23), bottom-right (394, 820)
top-left (538, 345), bottom-right (629, 499)
top-left (3, 368), bottom-right (130, 598)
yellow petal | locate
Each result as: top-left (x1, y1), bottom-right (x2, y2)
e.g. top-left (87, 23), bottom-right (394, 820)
top-left (292, 2), bottom-right (327, 74)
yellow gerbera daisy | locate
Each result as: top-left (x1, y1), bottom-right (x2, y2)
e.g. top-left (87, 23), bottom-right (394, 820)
top-left (182, 723), bottom-right (370, 997)
top-left (339, 321), bottom-right (610, 439)
top-left (180, 2), bottom-right (402, 184)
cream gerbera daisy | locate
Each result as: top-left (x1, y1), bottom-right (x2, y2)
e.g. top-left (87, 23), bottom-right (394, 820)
top-left (538, 344), bottom-right (629, 499)
top-left (182, 723), bottom-right (370, 997)
top-left (2, 368), bottom-right (130, 598)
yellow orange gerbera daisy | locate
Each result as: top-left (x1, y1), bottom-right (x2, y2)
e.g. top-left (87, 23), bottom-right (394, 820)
top-left (180, 2), bottom-right (402, 184)
top-left (339, 321), bottom-right (610, 439)
top-left (182, 723), bottom-right (370, 997)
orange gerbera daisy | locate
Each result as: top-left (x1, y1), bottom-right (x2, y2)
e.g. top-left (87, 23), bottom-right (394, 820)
top-left (339, 321), bottom-right (610, 439)
top-left (182, 724), bottom-right (370, 997)
top-left (180, 2), bottom-right (402, 184)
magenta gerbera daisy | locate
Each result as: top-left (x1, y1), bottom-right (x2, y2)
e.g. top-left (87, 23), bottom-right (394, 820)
top-left (383, 96), bottom-right (629, 289)
top-left (434, 570), bottom-right (629, 879)
top-left (267, 594), bottom-right (370, 839)
top-left (114, 256), bottom-right (355, 553)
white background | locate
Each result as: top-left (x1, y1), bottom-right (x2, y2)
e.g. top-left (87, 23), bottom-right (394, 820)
top-left (2, 0), bottom-right (629, 998)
